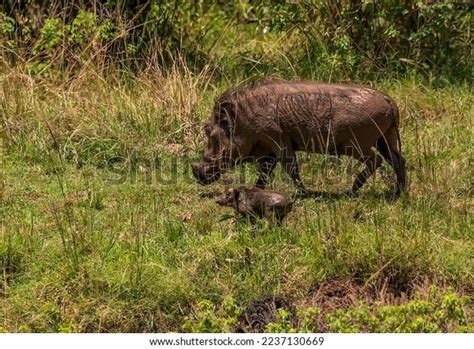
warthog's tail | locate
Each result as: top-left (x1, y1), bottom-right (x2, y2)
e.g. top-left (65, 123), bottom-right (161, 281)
top-left (376, 97), bottom-right (406, 195)
top-left (376, 124), bottom-right (407, 196)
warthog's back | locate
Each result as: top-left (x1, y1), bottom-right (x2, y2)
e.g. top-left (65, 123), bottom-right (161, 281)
top-left (225, 80), bottom-right (398, 153)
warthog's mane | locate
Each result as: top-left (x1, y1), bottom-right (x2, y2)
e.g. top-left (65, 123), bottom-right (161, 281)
top-left (216, 77), bottom-right (291, 105)
top-left (213, 77), bottom-right (303, 124)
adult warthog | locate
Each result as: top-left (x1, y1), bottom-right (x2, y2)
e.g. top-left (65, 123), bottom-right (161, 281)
top-left (192, 79), bottom-right (406, 196)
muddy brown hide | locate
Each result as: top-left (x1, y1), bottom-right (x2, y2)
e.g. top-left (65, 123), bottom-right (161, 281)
top-left (192, 79), bottom-right (406, 195)
top-left (215, 187), bottom-right (293, 224)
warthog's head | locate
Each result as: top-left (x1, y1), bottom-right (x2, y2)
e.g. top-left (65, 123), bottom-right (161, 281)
top-left (192, 100), bottom-right (239, 185)
top-left (215, 188), bottom-right (238, 207)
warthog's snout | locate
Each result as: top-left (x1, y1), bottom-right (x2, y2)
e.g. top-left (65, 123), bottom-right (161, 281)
top-left (215, 196), bottom-right (227, 206)
top-left (215, 188), bottom-right (235, 206)
top-left (192, 163), bottom-right (221, 185)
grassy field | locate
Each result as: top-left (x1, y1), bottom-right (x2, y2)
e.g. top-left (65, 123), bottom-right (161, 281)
top-left (1, 63), bottom-right (473, 332)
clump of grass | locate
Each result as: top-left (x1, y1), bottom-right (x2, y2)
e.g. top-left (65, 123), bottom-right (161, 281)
top-left (1, 59), bottom-right (215, 170)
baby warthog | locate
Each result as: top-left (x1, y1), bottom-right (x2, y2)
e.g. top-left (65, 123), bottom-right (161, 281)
top-left (215, 187), bottom-right (294, 224)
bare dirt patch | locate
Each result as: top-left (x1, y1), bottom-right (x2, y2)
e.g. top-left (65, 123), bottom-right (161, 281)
top-left (238, 278), bottom-right (473, 332)
top-left (238, 297), bottom-right (290, 333)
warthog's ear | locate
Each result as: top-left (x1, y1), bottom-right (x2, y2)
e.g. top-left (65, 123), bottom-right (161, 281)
top-left (218, 101), bottom-right (235, 138)
top-left (217, 100), bottom-right (235, 124)
top-left (231, 188), bottom-right (240, 204)
top-left (203, 123), bottom-right (212, 136)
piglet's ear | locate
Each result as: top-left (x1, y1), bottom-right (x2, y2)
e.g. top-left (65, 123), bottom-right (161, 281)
top-left (232, 188), bottom-right (240, 202)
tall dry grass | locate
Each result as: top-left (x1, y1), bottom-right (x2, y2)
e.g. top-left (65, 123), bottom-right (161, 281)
top-left (1, 57), bottom-right (217, 169)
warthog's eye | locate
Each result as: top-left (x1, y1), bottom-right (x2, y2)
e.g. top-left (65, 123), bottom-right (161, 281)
top-left (220, 120), bottom-right (231, 137)
top-left (204, 124), bottom-right (212, 136)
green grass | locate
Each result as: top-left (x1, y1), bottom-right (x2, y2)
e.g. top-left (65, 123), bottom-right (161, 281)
top-left (1, 66), bottom-right (473, 332)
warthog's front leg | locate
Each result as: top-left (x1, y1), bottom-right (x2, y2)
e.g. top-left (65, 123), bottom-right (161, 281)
top-left (255, 155), bottom-right (277, 188)
top-left (280, 146), bottom-right (306, 194)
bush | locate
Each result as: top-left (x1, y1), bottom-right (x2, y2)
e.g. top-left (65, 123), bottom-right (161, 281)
top-left (182, 297), bottom-right (241, 333)
top-left (181, 288), bottom-right (469, 333)
top-left (327, 287), bottom-right (470, 333)
top-left (1, 1), bottom-right (472, 81)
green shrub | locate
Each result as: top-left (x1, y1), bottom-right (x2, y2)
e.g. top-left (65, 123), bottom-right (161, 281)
top-left (34, 18), bottom-right (64, 53)
top-left (327, 288), bottom-right (469, 333)
top-left (182, 297), bottom-right (241, 333)
top-left (2, 1), bottom-right (471, 81)
top-left (265, 309), bottom-right (296, 333)
top-left (183, 288), bottom-right (469, 333)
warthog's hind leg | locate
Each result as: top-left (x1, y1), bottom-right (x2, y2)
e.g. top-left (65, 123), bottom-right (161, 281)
top-left (351, 150), bottom-right (384, 193)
